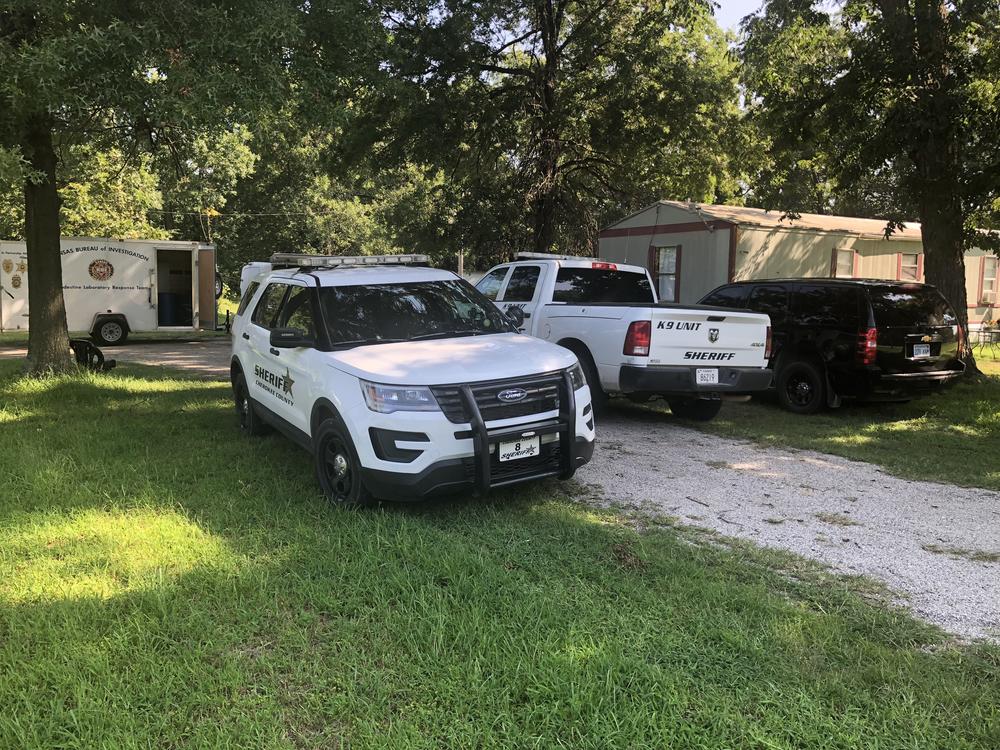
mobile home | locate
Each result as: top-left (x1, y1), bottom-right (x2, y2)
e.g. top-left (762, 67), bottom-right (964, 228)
top-left (0, 238), bottom-right (217, 344)
top-left (598, 201), bottom-right (997, 330)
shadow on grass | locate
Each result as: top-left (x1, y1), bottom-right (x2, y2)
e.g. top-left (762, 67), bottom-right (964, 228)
top-left (1, 363), bottom-right (999, 748)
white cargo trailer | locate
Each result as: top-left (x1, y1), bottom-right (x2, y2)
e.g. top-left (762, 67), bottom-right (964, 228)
top-left (0, 237), bottom-right (217, 344)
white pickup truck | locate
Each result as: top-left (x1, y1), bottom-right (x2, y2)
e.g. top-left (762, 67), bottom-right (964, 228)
top-left (475, 253), bottom-right (772, 420)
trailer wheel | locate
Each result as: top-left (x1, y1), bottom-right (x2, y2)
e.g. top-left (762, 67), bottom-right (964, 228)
top-left (93, 319), bottom-right (128, 346)
top-left (215, 273), bottom-right (224, 299)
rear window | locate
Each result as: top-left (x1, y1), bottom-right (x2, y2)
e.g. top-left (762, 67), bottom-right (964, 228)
top-left (701, 285), bottom-right (748, 308)
top-left (868, 285), bottom-right (957, 328)
top-left (236, 281), bottom-right (259, 316)
top-left (792, 285), bottom-right (861, 328)
top-left (553, 267), bottom-right (654, 304)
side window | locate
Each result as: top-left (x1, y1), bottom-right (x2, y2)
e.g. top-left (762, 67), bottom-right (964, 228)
top-left (793, 285), bottom-right (860, 328)
top-left (701, 285), bottom-right (748, 308)
top-left (500, 265), bottom-right (541, 302)
top-left (251, 282), bottom-right (287, 329)
top-left (236, 281), bottom-right (259, 316)
top-left (276, 286), bottom-right (316, 336)
top-left (475, 267), bottom-right (509, 301)
top-left (746, 285), bottom-right (789, 325)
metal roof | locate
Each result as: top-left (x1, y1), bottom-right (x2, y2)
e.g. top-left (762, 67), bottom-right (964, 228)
top-left (610, 200), bottom-right (923, 242)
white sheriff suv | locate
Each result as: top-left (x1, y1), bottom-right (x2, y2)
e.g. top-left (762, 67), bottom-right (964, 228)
top-left (230, 254), bottom-right (595, 505)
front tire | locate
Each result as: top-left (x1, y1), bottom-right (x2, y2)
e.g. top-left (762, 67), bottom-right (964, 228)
top-left (668, 397), bottom-right (722, 421)
top-left (234, 374), bottom-right (269, 436)
top-left (776, 360), bottom-right (827, 414)
top-left (314, 419), bottom-right (375, 507)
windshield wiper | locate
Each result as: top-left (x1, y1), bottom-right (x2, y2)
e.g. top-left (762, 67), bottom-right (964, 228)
top-left (331, 337), bottom-right (409, 349)
top-left (408, 330), bottom-right (489, 341)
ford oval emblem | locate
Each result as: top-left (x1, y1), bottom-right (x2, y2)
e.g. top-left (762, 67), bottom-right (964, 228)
top-left (497, 388), bottom-right (528, 403)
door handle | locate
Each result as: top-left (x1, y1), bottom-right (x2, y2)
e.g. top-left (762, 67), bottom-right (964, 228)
top-left (242, 332), bottom-right (250, 340)
top-left (269, 347), bottom-right (280, 356)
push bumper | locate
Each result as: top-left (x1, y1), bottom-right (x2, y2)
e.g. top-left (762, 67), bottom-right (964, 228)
top-left (360, 436), bottom-right (595, 502)
top-left (618, 364), bottom-right (773, 395)
top-left (360, 371), bottom-right (594, 502)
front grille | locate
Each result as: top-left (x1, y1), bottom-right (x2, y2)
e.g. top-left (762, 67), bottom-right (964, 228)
top-left (431, 372), bottom-right (562, 424)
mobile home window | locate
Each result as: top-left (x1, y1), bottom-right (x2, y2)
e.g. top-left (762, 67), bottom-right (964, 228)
top-left (834, 249), bottom-right (855, 278)
top-left (983, 256), bottom-right (998, 304)
top-left (653, 245), bottom-right (679, 302)
top-left (899, 253), bottom-right (920, 281)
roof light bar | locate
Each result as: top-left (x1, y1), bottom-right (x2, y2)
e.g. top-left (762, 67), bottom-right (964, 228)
top-left (516, 251), bottom-right (599, 261)
top-left (270, 253), bottom-right (429, 268)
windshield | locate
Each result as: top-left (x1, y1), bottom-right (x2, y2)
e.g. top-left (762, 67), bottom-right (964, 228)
top-left (318, 280), bottom-right (515, 347)
top-left (868, 285), bottom-right (957, 328)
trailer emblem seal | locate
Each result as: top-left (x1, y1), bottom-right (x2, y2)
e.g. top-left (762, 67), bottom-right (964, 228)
top-left (11, 274), bottom-right (22, 289)
top-left (88, 259), bottom-right (114, 281)
top-left (708, 328), bottom-right (720, 343)
top-left (1, 259), bottom-right (12, 274)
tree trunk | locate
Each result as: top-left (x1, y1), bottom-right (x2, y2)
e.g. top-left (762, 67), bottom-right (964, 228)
top-left (920, 188), bottom-right (976, 369)
top-left (22, 117), bottom-right (73, 374)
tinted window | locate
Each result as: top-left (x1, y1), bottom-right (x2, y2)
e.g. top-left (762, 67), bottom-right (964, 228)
top-left (276, 286), bottom-right (316, 336)
top-left (236, 281), bottom-right (259, 316)
top-left (746, 285), bottom-right (789, 324)
top-left (502, 266), bottom-right (541, 302)
top-left (552, 268), bottom-right (654, 304)
top-left (318, 280), bottom-right (514, 347)
top-left (251, 283), bottom-right (287, 328)
top-left (868, 285), bottom-right (957, 328)
top-left (475, 267), bottom-right (509, 301)
top-left (701, 285), bottom-right (748, 308)
top-left (793, 285), bottom-right (861, 328)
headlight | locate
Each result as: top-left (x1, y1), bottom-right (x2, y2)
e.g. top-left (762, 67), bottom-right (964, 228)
top-left (361, 381), bottom-right (440, 413)
top-left (568, 362), bottom-right (586, 389)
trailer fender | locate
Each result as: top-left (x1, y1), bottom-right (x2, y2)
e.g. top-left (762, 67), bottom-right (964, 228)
top-left (90, 313), bottom-right (130, 346)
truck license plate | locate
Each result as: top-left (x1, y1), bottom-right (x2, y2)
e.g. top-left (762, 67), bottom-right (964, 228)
top-left (913, 343), bottom-right (931, 358)
top-left (696, 368), bottom-right (719, 385)
top-left (498, 436), bottom-right (540, 462)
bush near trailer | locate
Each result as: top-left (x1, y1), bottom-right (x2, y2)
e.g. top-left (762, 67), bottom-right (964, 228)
top-left (0, 361), bottom-right (998, 748)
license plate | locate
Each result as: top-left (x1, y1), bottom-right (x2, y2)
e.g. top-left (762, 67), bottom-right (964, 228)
top-left (498, 436), bottom-right (540, 462)
top-left (696, 368), bottom-right (719, 385)
top-left (913, 343), bottom-right (931, 358)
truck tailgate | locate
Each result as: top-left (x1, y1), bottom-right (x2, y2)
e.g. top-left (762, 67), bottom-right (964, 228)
top-left (648, 308), bottom-right (768, 368)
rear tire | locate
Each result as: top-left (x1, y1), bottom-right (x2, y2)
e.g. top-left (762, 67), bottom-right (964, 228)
top-left (668, 397), bottom-right (722, 422)
top-left (776, 360), bottom-right (827, 414)
top-left (571, 347), bottom-right (607, 414)
top-left (234, 374), bottom-right (269, 436)
top-left (314, 418), bottom-right (375, 507)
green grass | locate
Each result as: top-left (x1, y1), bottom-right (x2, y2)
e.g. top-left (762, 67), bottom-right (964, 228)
top-left (672, 353), bottom-right (1000, 491)
top-left (1, 362), bottom-right (998, 748)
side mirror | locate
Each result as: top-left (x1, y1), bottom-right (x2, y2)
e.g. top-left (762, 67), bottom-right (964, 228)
top-left (505, 306), bottom-right (525, 328)
top-left (270, 327), bottom-right (314, 349)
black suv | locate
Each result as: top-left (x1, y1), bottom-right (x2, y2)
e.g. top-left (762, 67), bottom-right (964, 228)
top-left (699, 279), bottom-right (965, 413)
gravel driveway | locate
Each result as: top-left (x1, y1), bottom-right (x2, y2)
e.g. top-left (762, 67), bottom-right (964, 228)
top-left (577, 406), bottom-right (1000, 642)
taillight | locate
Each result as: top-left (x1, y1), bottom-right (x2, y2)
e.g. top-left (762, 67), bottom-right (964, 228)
top-left (764, 326), bottom-right (772, 360)
top-left (857, 327), bottom-right (878, 365)
top-left (592, 261), bottom-right (617, 270)
top-left (624, 320), bottom-right (651, 356)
